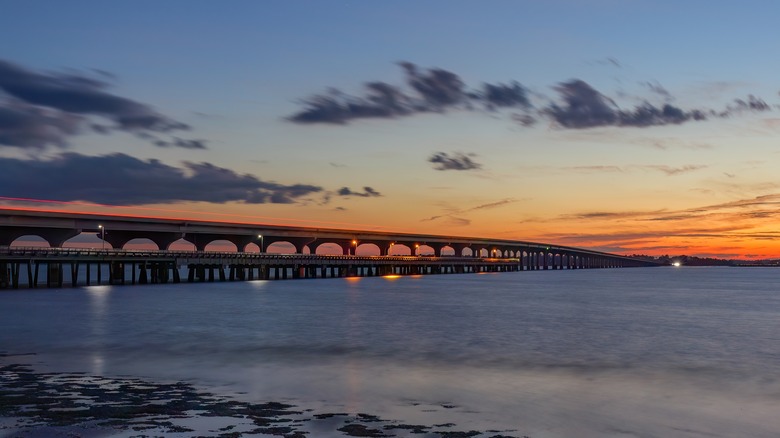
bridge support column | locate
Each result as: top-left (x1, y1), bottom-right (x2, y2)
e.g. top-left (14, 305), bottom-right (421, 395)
top-left (449, 243), bottom-right (468, 257)
top-left (0, 263), bottom-right (8, 289)
top-left (139, 263), bottom-right (148, 284)
top-left (70, 263), bottom-right (79, 286)
top-left (109, 262), bottom-right (125, 285)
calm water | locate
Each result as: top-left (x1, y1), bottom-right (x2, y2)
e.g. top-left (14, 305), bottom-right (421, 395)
top-left (2, 267), bottom-right (780, 437)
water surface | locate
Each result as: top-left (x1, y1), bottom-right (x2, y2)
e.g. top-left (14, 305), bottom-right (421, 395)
top-left (2, 267), bottom-right (779, 437)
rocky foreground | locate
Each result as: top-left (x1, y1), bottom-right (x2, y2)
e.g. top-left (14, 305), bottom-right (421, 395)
top-left (0, 354), bottom-right (524, 438)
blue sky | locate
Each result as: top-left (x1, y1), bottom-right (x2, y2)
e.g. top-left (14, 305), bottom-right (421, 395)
top-left (2, 0), bottom-right (780, 257)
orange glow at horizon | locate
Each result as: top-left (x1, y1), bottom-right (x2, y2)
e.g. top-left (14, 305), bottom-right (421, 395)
top-left (0, 196), bottom-right (400, 231)
top-left (2, 195), bottom-right (779, 260)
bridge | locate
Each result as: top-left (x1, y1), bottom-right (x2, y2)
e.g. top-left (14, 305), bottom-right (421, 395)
top-left (0, 208), bottom-right (659, 289)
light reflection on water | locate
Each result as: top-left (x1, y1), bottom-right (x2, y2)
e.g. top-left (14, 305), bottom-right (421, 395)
top-left (2, 267), bottom-right (780, 436)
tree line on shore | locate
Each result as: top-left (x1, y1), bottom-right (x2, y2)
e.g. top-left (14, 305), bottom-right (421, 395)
top-left (628, 254), bottom-right (780, 266)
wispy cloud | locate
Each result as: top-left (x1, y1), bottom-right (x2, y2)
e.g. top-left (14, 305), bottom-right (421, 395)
top-left (565, 164), bottom-right (707, 175)
top-left (545, 194), bottom-right (780, 255)
top-left (567, 165), bottom-right (624, 173)
top-left (422, 198), bottom-right (517, 223)
top-left (640, 165), bottom-right (707, 175)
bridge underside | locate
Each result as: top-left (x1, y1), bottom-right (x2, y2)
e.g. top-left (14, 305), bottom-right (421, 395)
top-left (0, 246), bottom-right (657, 289)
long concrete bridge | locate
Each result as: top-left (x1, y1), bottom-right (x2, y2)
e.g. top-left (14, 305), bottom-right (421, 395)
top-left (0, 208), bottom-right (659, 288)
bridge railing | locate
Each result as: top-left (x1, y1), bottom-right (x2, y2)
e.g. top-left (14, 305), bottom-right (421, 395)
top-left (0, 246), bottom-right (521, 263)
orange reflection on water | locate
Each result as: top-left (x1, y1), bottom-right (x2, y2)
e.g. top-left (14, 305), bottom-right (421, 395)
top-left (382, 275), bottom-right (401, 280)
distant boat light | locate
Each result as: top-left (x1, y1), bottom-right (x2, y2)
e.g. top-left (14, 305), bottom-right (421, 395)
top-left (672, 261), bottom-right (681, 267)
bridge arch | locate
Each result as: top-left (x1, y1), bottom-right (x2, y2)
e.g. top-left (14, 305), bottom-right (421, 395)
top-left (265, 241), bottom-right (297, 254)
top-left (1, 227), bottom-right (79, 248)
top-left (204, 240), bottom-right (238, 252)
top-left (440, 245), bottom-right (456, 256)
top-left (356, 242), bottom-right (381, 256)
top-left (123, 238), bottom-right (158, 250)
top-left (169, 238), bottom-right (195, 251)
top-left (417, 244), bottom-right (435, 256)
top-left (389, 243), bottom-right (412, 255)
top-left (244, 242), bottom-right (260, 253)
top-left (313, 242), bottom-right (344, 255)
top-left (9, 235), bottom-right (50, 248)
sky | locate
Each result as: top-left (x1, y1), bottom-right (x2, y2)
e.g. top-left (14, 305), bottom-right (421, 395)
top-left (1, 0), bottom-right (780, 258)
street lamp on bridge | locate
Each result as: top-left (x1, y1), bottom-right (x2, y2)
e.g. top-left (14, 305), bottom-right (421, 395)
top-left (257, 234), bottom-right (263, 253)
top-left (98, 224), bottom-right (105, 250)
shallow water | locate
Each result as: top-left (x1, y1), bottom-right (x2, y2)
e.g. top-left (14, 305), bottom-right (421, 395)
top-left (2, 267), bottom-right (780, 437)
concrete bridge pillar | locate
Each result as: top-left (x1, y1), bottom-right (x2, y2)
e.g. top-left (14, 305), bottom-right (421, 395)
top-left (429, 243), bottom-right (445, 257)
top-left (0, 227), bottom-right (30, 246)
top-left (450, 243), bottom-right (468, 257)
top-left (397, 242), bottom-right (419, 256)
top-left (41, 229), bottom-right (81, 248)
top-left (288, 237), bottom-right (314, 254)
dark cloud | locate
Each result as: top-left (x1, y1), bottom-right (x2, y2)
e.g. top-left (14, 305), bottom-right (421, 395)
top-left (0, 153), bottom-right (321, 205)
top-left (0, 59), bottom-right (205, 149)
top-left (545, 80), bottom-right (707, 129)
top-left (288, 62), bottom-right (533, 124)
top-left (289, 83), bottom-right (411, 124)
top-left (723, 95), bottom-right (771, 115)
top-left (428, 152), bottom-right (482, 171)
top-left (398, 62), bottom-right (466, 109)
top-left (0, 101), bottom-right (81, 149)
top-left (288, 63), bottom-right (775, 130)
top-left (477, 81), bottom-right (531, 110)
top-left (337, 186), bottom-right (382, 197)
top-left (545, 80), bottom-right (618, 128)
top-left (152, 137), bottom-right (208, 149)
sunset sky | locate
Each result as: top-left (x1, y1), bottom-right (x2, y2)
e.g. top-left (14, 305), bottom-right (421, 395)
top-left (2, 0), bottom-right (780, 258)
